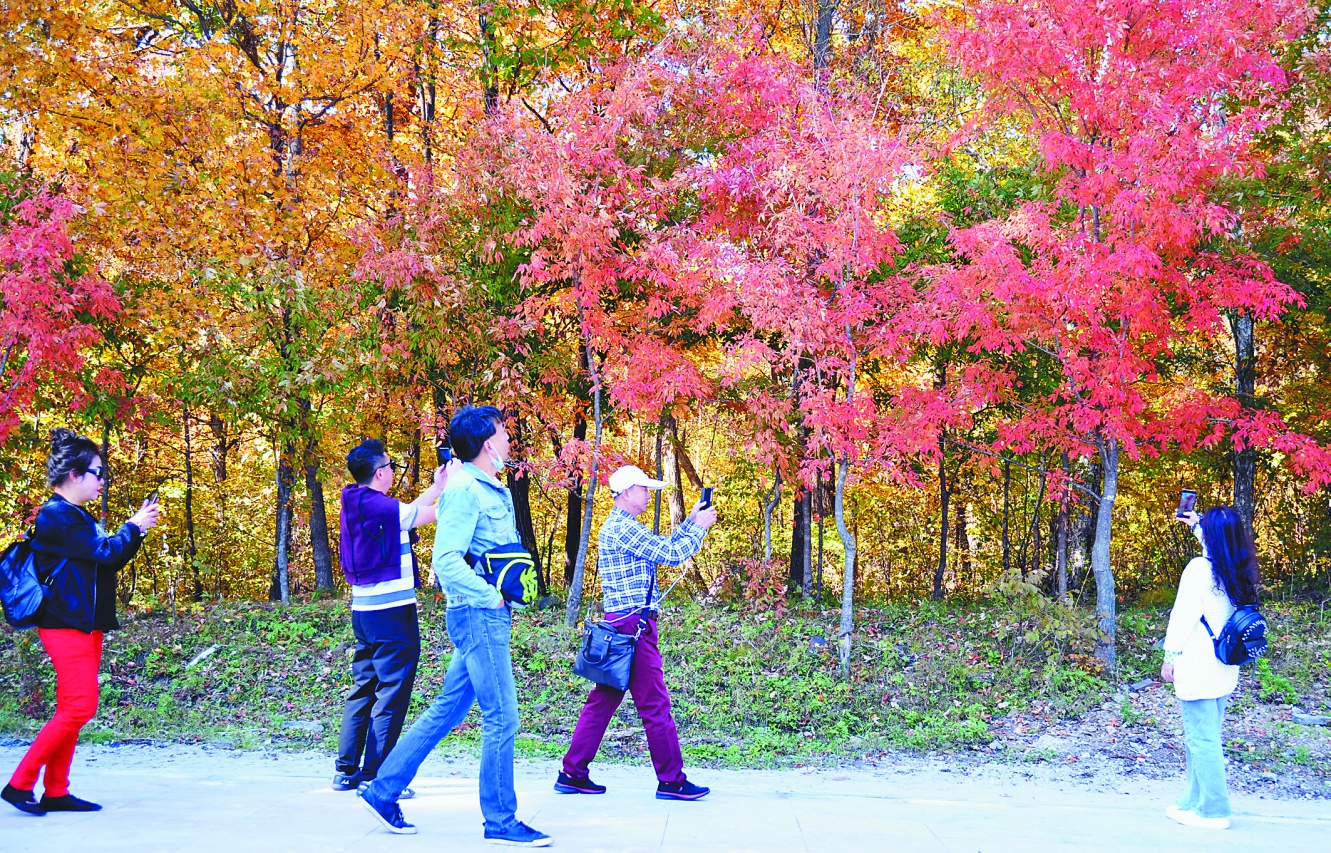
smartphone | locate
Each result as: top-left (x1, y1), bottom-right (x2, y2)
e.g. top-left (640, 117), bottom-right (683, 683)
top-left (436, 445), bottom-right (452, 466)
top-left (701, 487), bottom-right (714, 509)
top-left (146, 491), bottom-right (159, 505)
top-left (1176, 489), bottom-right (1198, 518)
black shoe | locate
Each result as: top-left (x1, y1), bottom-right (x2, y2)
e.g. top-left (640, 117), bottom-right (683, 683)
top-left (38, 793), bottom-right (102, 812)
top-left (359, 789), bottom-right (416, 835)
top-left (332, 771), bottom-right (362, 791)
top-left (2, 784), bottom-right (45, 816)
top-left (358, 779), bottom-right (414, 799)
top-left (554, 772), bottom-right (607, 794)
top-left (656, 779), bottom-right (710, 800)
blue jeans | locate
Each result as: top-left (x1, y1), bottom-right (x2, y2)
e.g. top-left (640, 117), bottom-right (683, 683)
top-left (1178, 695), bottom-right (1231, 818)
top-left (365, 605), bottom-right (519, 833)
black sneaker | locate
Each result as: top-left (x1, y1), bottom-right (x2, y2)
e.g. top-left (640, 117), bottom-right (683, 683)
top-left (484, 820), bottom-right (552, 847)
top-left (656, 779), bottom-right (710, 800)
top-left (332, 771), bottom-right (362, 791)
top-left (38, 793), bottom-right (102, 812)
top-left (358, 779), bottom-right (415, 800)
top-left (2, 784), bottom-right (45, 816)
top-left (359, 789), bottom-right (417, 835)
top-left (554, 772), bottom-right (607, 794)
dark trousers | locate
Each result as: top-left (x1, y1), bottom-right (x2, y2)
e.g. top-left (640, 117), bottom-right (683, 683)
top-left (336, 603), bottom-right (420, 779)
top-left (562, 613), bottom-right (685, 784)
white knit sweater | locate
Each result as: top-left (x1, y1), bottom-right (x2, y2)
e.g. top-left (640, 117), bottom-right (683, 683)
top-left (1163, 548), bottom-right (1239, 701)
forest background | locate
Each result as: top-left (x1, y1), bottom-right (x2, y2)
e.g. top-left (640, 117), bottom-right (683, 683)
top-left (3, 0), bottom-right (1331, 690)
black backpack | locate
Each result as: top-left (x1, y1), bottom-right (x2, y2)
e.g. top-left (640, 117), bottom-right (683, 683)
top-left (0, 534), bottom-right (47, 630)
top-left (1201, 604), bottom-right (1268, 666)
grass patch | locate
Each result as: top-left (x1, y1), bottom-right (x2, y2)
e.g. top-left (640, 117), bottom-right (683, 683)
top-left (0, 596), bottom-right (1326, 770)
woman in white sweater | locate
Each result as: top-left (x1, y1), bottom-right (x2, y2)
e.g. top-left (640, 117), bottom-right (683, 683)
top-left (1160, 505), bottom-right (1260, 830)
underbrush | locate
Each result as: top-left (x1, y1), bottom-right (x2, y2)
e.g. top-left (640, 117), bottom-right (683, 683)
top-left (0, 595), bottom-right (1325, 771)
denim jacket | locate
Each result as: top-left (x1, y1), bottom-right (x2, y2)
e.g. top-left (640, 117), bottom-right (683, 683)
top-left (432, 462), bottom-right (516, 609)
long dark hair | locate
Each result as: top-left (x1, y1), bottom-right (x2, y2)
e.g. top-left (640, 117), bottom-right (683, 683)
top-left (46, 427), bottom-right (102, 488)
top-left (1198, 506), bottom-right (1260, 605)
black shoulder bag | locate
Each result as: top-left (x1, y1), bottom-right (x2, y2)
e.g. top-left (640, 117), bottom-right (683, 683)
top-left (572, 573), bottom-right (655, 692)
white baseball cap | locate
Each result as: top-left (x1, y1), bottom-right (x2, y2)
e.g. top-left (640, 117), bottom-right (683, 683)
top-left (608, 465), bottom-right (665, 495)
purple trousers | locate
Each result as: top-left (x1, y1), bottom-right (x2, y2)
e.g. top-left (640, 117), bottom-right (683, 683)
top-left (562, 613), bottom-right (685, 784)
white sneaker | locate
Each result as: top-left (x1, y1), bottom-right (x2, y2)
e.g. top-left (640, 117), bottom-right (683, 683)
top-left (1167, 805), bottom-right (1230, 830)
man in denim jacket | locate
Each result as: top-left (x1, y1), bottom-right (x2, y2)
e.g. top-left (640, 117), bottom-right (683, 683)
top-left (360, 406), bottom-right (550, 847)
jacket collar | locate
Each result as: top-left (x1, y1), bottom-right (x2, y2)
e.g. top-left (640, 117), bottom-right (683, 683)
top-left (463, 461), bottom-right (505, 491)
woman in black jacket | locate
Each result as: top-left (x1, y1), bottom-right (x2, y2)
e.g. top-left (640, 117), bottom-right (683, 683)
top-left (3, 429), bottom-right (159, 816)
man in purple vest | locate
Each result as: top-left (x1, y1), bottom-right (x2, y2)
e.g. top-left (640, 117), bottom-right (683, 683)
top-left (332, 439), bottom-right (455, 793)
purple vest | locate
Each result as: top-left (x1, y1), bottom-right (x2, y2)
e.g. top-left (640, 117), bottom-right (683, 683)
top-left (339, 485), bottom-right (410, 586)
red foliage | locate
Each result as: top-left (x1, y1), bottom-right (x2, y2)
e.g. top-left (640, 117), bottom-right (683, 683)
top-left (0, 185), bottom-right (118, 440)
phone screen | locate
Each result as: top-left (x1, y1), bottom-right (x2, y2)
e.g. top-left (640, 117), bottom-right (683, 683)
top-left (436, 445), bottom-right (452, 466)
top-left (1176, 490), bottom-right (1197, 517)
top-left (701, 487), bottom-right (713, 508)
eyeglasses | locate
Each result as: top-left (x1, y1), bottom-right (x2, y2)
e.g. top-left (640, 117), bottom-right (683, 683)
top-left (85, 467), bottom-right (105, 481)
top-left (376, 460), bottom-right (397, 473)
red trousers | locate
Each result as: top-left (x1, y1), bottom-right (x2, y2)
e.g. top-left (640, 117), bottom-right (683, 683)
top-left (10, 628), bottom-right (103, 797)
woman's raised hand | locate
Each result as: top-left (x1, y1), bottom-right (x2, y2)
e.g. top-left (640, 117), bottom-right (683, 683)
top-left (129, 496), bottom-right (161, 532)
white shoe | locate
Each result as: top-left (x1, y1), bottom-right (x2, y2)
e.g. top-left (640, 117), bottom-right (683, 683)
top-left (1167, 805), bottom-right (1229, 830)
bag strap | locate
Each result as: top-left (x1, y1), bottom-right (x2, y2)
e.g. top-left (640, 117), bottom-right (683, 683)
top-left (1200, 615), bottom-right (1215, 639)
top-left (631, 572), bottom-right (657, 641)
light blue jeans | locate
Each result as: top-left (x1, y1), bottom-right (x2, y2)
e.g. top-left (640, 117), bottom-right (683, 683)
top-left (1178, 695), bottom-right (1232, 818)
top-left (365, 605), bottom-right (519, 833)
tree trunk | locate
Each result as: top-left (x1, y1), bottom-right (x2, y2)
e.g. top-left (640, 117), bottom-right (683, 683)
top-left (813, 0), bottom-right (838, 74)
top-left (406, 428), bottom-right (421, 491)
top-left (479, 6), bottom-right (500, 114)
top-left (802, 487), bottom-right (814, 598)
top-left (209, 412), bottom-right (229, 598)
top-left (563, 415), bottom-right (587, 585)
top-left (762, 472), bottom-right (781, 563)
top-left (1056, 451), bottom-right (1070, 602)
top-left (790, 491), bottom-right (810, 587)
top-left (183, 401), bottom-right (201, 601)
top-left (1231, 310), bottom-right (1257, 537)
top-left (507, 418), bottom-right (546, 596)
top-left (305, 455), bottom-right (335, 593)
top-left (1091, 437), bottom-right (1120, 672)
top-left (835, 456), bottom-right (856, 678)
top-left (663, 412), bottom-right (686, 526)
top-left (652, 429), bottom-right (664, 534)
top-left (955, 476), bottom-right (971, 586)
top-left (509, 465), bottom-right (548, 597)
top-left (1070, 460), bottom-right (1100, 595)
top-left (933, 433), bottom-right (949, 601)
top-left (565, 339), bottom-right (603, 628)
top-left (272, 442), bottom-right (295, 605)
top-left (1028, 452), bottom-right (1047, 580)
top-left (1002, 456), bottom-right (1011, 575)
top-left (100, 421), bottom-right (111, 526)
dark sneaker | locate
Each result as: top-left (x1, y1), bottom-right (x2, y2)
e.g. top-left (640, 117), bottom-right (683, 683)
top-left (332, 771), bottom-right (362, 791)
top-left (2, 784), bottom-right (45, 816)
top-left (359, 789), bottom-right (416, 835)
top-left (554, 772), bottom-right (607, 794)
top-left (38, 793), bottom-right (102, 812)
top-left (656, 779), bottom-right (710, 801)
top-left (484, 820), bottom-right (552, 847)
top-left (359, 779), bottom-right (414, 799)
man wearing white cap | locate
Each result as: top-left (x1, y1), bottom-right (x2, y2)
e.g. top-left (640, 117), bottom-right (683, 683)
top-left (555, 465), bottom-right (717, 800)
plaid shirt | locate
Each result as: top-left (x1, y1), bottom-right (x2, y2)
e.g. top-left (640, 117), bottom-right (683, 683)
top-left (598, 507), bottom-right (706, 614)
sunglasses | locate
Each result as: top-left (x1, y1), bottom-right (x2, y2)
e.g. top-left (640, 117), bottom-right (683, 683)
top-left (85, 467), bottom-right (105, 481)
top-left (376, 460), bottom-right (398, 473)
